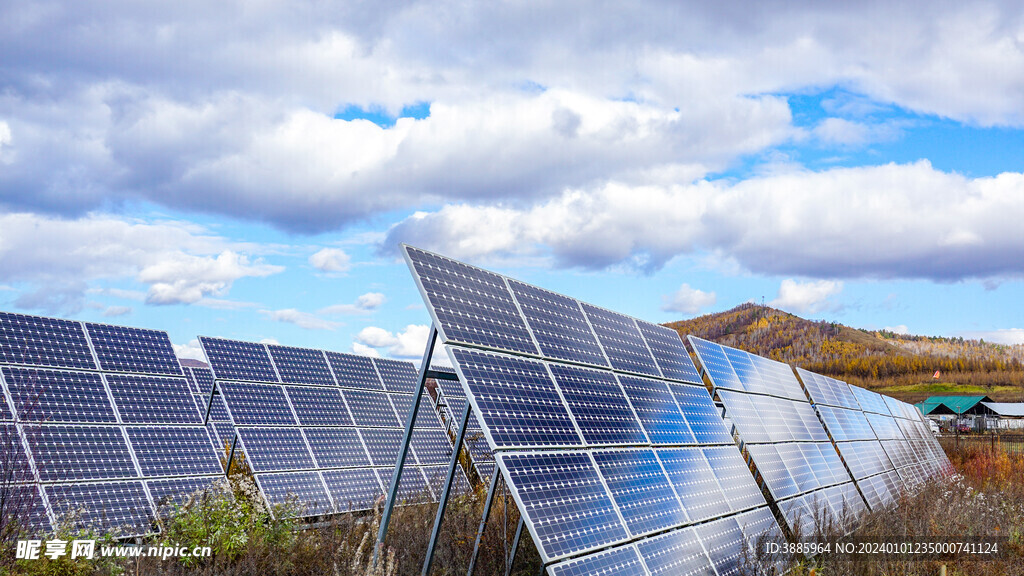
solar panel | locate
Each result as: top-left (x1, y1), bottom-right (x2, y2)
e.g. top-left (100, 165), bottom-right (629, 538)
top-left (410, 428), bottom-right (455, 465)
top-left (235, 427), bottom-right (315, 472)
top-left (217, 382), bottom-right (296, 426)
top-left (617, 375), bottom-right (695, 445)
top-left (636, 321), bottom-right (702, 384)
top-left (693, 516), bottom-right (744, 576)
top-left (452, 348), bottom-right (582, 449)
top-left (325, 351), bottom-right (383, 390)
top-left (106, 375), bottom-right (202, 424)
top-left (701, 445), bottom-right (768, 512)
top-left (850, 386), bottom-right (890, 415)
top-left (126, 427), bottom-right (223, 476)
top-left (28, 425), bottom-right (137, 482)
top-left (198, 337), bottom-right (278, 382)
top-left (686, 337), bottom-right (741, 392)
top-left (499, 451), bottom-right (628, 562)
top-left (745, 444), bottom-right (799, 500)
top-left (548, 363), bottom-right (647, 446)
top-left (405, 246), bottom-right (538, 355)
top-left (635, 527), bottom-right (716, 576)
top-left (267, 345), bottom-right (335, 386)
top-left (507, 279), bottom-right (609, 367)
top-left (322, 468), bottom-right (383, 512)
top-left (592, 448), bottom-right (688, 537)
top-left (286, 386), bottom-right (353, 426)
top-left (147, 477), bottom-right (219, 508)
top-left (45, 481), bottom-right (152, 536)
top-left (655, 447), bottom-right (731, 523)
top-left (303, 428), bottom-right (371, 468)
top-left (581, 304), bottom-right (660, 377)
top-left (361, 428), bottom-right (415, 467)
top-left (373, 357), bottom-right (420, 393)
top-left (548, 544), bottom-right (647, 576)
top-left (0, 312), bottom-right (96, 370)
top-left (376, 466), bottom-right (434, 505)
top-left (257, 471), bottom-right (332, 516)
top-left (344, 389), bottom-right (401, 428)
top-left (716, 390), bottom-right (770, 443)
top-left (84, 323), bottom-right (182, 375)
top-left (666, 383), bottom-right (734, 444)
top-left (2, 367), bottom-right (116, 422)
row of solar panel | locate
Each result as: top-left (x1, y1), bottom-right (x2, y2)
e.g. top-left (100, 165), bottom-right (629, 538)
top-left (198, 336), bottom-right (420, 392)
top-left (404, 246), bottom-right (702, 383)
top-left (777, 482), bottom-right (868, 542)
top-left (450, 346), bottom-right (734, 451)
top-left (717, 389), bottom-right (829, 443)
top-left (0, 312), bottom-right (182, 375)
top-left (688, 336), bottom-right (807, 401)
top-left (496, 445), bottom-right (770, 563)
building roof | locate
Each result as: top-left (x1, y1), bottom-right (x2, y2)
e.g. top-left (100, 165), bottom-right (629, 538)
top-left (919, 395), bottom-right (995, 415)
top-left (980, 402), bottom-right (1024, 418)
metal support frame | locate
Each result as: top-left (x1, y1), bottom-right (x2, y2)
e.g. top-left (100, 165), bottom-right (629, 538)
top-left (225, 434), bottom-right (239, 475)
top-left (374, 325), bottom-right (438, 565)
top-left (422, 400), bottom-right (473, 575)
top-left (504, 517), bottom-right (525, 576)
top-left (467, 467), bottom-right (502, 576)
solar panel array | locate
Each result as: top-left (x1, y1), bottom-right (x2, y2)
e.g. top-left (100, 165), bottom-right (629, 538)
top-left (0, 312), bottom-right (223, 536)
top-left (404, 245), bottom-right (784, 575)
top-left (198, 337), bottom-right (470, 517)
top-left (688, 336), bottom-right (866, 540)
top-left (797, 367), bottom-right (951, 510)
top-left (429, 363), bottom-right (496, 481)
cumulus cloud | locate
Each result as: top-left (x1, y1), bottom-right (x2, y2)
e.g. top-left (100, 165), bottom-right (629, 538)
top-left (352, 342), bottom-right (383, 357)
top-left (102, 306), bottom-right (132, 317)
top-left (883, 325), bottom-right (911, 335)
top-left (0, 212), bottom-right (281, 313)
top-left (355, 324), bottom-right (430, 358)
top-left (260, 309), bottom-right (341, 331)
top-left (173, 339), bottom-right (207, 362)
top-left (384, 161), bottom-right (1024, 281)
top-left (309, 248), bottom-right (352, 273)
top-left (960, 328), bottom-right (1024, 345)
top-left (662, 284), bottom-right (717, 315)
top-left (319, 292), bottom-right (387, 315)
top-left (770, 279), bottom-right (843, 314)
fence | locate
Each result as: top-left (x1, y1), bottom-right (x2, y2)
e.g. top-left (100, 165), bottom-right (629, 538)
top-left (938, 433), bottom-right (1024, 456)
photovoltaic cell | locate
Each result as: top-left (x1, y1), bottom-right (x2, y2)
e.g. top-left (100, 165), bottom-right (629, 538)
top-left (377, 466), bottom-right (434, 505)
top-left (9, 484), bottom-right (54, 535)
top-left (0, 312), bottom-right (96, 370)
top-left (548, 363), bottom-right (647, 446)
top-left (257, 471), bottom-right (332, 517)
top-left (405, 246), bottom-right (538, 355)
top-left (106, 375), bottom-right (202, 424)
top-left (423, 464), bottom-right (473, 497)
top-left (717, 390), bottom-right (770, 443)
top-left (343, 389), bottom-right (401, 428)
top-left (29, 425), bottom-right (136, 482)
top-left (217, 382), bottom-right (296, 426)
top-left (549, 544), bottom-right (647, 576)
top-left (500, 451), bottom-right (628, 561)
top-left (410, 428), bottom-right (455, 465)
top-left (507, 279), bottom-right (609, 367)
top-left (267, 345), bottom-right (335, 386)
top-left (2, 367), bottom-right (115, 423)
top-left (189, 367), bottom-right (215, 395)
top-left (850, 386), bottom-right (890, 415)
top-left (693, 516), bottom-right (744, 576)
top-left (581, 303), bottom-right (660, 377)
top-left (592, 449), bottom-right (688, 537)
top-left (745, 444), bottom-right (799, 500)
top-left (326, 351), bottom-right (384, 390)
top-left (722, 347), bottom-right (763, 395)
top-left (373, 357), bottom-right (420, 393)
top-left (147, 477), bottom-right (219, 508)
top-left (286, 386), bottom-right (353, 426)
top-left (45, 481), bottom-right (152, 536)
top-left (236, 428), bottom-right (314, 473)
top-left (84, 323), bottom-right (182, 375)
top-left (303, 428), bottom-right (370, 469)
top-left (686, 337), bottom-right (741, 392)
top-left (617, 375), bottom-right (695, 445)
top-left (322, 468), bottom-right (383, 512)
top-left (636, 320), bottom-right (702, 384)
top-left (126, 427), bottom-right (223, 476)
top-left (452, 348), bottom-right (582, 449)
top-left (655, 447), bottom-right (731, 523)
top-left (361, 428), bottom-right (413, 467)
top-left (666, 383), bottom-right (734, 444)
top-left (198, 337), bottom-right (278, 383)
top-left (636, 527), bottom-right (716, 576)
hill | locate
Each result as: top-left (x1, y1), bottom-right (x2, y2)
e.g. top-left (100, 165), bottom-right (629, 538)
top-left (667, 303), bottom-right (1024, 403)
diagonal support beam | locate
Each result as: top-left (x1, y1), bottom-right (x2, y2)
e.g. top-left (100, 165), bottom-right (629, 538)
top-left (467, 466), bottom-right (501, 576)
top-left (422, 400), bottom-right (473, 576)
top-left (374, 325), bottom-right (438, 566)
top-left (504, 517), bottom-right (525, 576)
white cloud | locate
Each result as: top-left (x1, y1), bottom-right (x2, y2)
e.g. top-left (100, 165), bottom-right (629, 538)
top-left (173, 339), bottom-right (207, 362)
top-left (352, 342), bottom-right (383, 357)
top-left (319, 292), bottom-right (387, 315)
top-left (960, 328), bottom-right (1024, 345)
top-left (662, 284), bottom-right (717, 315)
top-left (260, 309), bottom-right (341, 331)
top-left (883, 325), bottom-right (911, 335)
top-left (770, 279), bottom-right (843, 315)
top-left (259, 338), bottom-right (281, 345)
top-left (355, 324), bottom-right (430, 359)
top-left (309, 248), bottom-right (352, 273)
top-left (139, 251), bottom-right (281, 305)
top-left (102, 306), bottom-right (132, 317)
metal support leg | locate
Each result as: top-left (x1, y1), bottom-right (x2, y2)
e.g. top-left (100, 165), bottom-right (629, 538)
top-left (374, 325), bottom-right (438, 566)
top-left (505, 517), bottom-right (525, 576)
top-left (225, 434), bottom-right (238, 475)
top-left (422, 401), bottom-right (473, 576)
top-left (467, 467), bottom-right (501, 576)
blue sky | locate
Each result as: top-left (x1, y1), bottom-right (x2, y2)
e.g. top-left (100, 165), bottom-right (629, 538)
top-left (1, 1), bottom-right (1023, 362)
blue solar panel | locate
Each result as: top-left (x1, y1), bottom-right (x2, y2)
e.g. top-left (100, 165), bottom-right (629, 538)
top-left (701, 445), bottom-right (767, 512)
top-left (405, 246), bottom-right (538, 355)
top-left (389, 392), bottom-right (443, 429)
top-left (794, 401), bottom-right (830, 441)
top-left (617, 375), bottom-right (695, 445)
top-left (694, 516), bottom-right (744, 576)
top-left (322, 468), bottom-right (383, 512)
top-left (850, 385), bottom-right (890, 415)
top-left (84, 323), bottom-right (182, 375)
top-left (45, 481), bottom-right (152, 536)
top-left (188, 367), bottom-right (215, 395)
top-left (302, 428), bottom-right (370, 469)
top-left (717, 390), bottom-right (771, 443)
top-left (722, 347), bottom-right (763, 394)
top-left (126, 427), bottom-right (223, 476)
top-left (410, 428), bottom-right (455, 465)
top-left (581, 304), bottom-right (660, 377)
top-left (452, 348), bottom-right (582, 449)
top-left (507, 279), bottom-right (608, 367)
top-left (285, 386), bottom-right (353, 426)
top-left (325, 351), bottom-right (384, 390)
top-left (500, 451), bottom-right (628, 562)
top-left (636, 320), bottom-right (702, 384)
top-left (655, 447), bottom-right (731, 523)
top-left (29, 425), bottom-right (136, 481)
top-left (687, 336), bottom-right (741, 391)
top-left (422, 464), bottom-right (472, 498)
top-left (199, 337), bottom-right (279, 382)
top-left (635, 527), bottom-right (716, 576)
top-left (866, 413), bottom-right (903, 440)
top-left (592, 448), bottom-right (688, 537)
top-left (376, 466), bottom-right (434, 505)
top-left (257, 471), bottom-right (332, 517)
top-left (236, 428), bottom-right (314, 473)
top-left (373, 357), bottom-right (420, 393)
top-left (343, 389), bottom-right (401, 427)
top-left (665, 383), bottom-right (734, 444)
top-left (2, 367), bottom-right (116, 422)
top-left (745, 444), bottom-right (799, 500)
top-left (361, 428), bottom-right (414, 467)
top-left (0, 312), bottom-right (96, 370)
top-left (548, 544), bottom-right (647, 576)
top-left (147, 477), bottom-right (219, 508)
top-left (106, 374), bottom-right (202, 424)
top-left (548, 363), bottom-right (647, 446)
top-left (217, 382), bottom-right (296, 426)
top-left (773, 444), bottom-right (818, 493)
top-left (267, 345), bottom-right (335, 386)
top-left (9, 483), bottom-right (53, 535)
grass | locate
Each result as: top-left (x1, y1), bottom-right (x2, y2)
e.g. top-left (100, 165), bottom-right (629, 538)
top-left (874, 381), bottom-right (1023, 401)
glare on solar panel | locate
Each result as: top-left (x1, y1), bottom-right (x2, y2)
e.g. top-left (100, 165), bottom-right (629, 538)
top-left (716, 390), bottom-right (770, 443)
top-left (665, 383), bottom-right (734, 445)
top-left (581, 303), bottom-right (660, 377)
top-left (701, 445), bottom-right (767, 512)
top-left (655, 447), bottom-right (731, 523)
top-left (693, 516), bottom-right (744, 576)
top-left (617, 375), bottom-right (695, 445)
top-left (745, 444), bottom-right (799, 500)
top-left (548, 544), bottom-right (647, 576)
top-left (548, 363), bottom-right (647, 446)
top-left (592, 448), bottom-right (689, 537)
